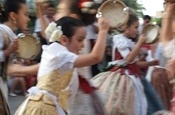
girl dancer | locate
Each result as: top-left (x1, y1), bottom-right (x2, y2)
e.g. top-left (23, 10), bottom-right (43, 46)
top-left (91, 14), bottom-right (163, 115)
top-left (15, 16), bottom-right (109, 115)
top-left (161, 1), bottom-right (175, 114)
top-left (10, 1), bottom-right (106, 114)
top-left (0, 0), bottom-right (29, 114)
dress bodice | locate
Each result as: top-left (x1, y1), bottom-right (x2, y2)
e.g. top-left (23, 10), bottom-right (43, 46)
top-left (37, 69), bottom-right (73, 96)
top-left (32, 43), bottom-right (78, 111)
top-left (112, 34), bottom-right (137, 62)
top-left (111, 34), bottom-right (141, 76)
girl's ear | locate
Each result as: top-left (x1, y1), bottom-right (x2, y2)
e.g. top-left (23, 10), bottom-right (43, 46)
top-left (124, 25), bottom-right (130, 33)
top-left (9, 12), bottom-right (17, 24)
top-left (59, 35), bottom-right (69, 46)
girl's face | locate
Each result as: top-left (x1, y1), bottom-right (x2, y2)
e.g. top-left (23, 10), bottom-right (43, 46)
top-left (66, 27), bottom-right (86, 54)
top-left (54, 1), bottom-right (70, 20)
top-left (126, 21), bottom-right (139, 38)
top-left (15, 4), bottom-right (30, 30)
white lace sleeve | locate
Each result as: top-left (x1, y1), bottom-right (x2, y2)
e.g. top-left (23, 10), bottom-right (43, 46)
top-left (163, 39), bottom-right (175, 59)
top-left (113, 35), bottom-right (130, 59)
top-left (38, 43), bottom-right (78, 77)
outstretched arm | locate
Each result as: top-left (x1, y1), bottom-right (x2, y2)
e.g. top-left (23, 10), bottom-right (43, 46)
top-left (8, 64), bottom-right (39, 76)
top-left (136, 60), bottom-right (159, 68)
top-left (160, 2), bottom-right (175, 44)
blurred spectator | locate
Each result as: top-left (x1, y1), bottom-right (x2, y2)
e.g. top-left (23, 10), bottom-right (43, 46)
top-left (8, 77), bottom-right (27, 97)
top-left (138, 15), bottom-right (152, 35)
top-left (8, 59), bottom-right (29, 96)
top-left (33, 2), bottom-right (55, 45)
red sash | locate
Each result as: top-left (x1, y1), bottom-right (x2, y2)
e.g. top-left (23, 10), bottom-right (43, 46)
top-left (78, 75), bottom-right (96, 94)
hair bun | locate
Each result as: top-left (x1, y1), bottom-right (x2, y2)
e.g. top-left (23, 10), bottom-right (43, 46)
top-left (78, 0), bottom-right (104, 14)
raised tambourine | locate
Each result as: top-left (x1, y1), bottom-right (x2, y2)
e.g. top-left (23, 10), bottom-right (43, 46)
top-left (96, 0), bottom-right (129, 31)
top-left (17, 34), bottom-right (41, 60)
top-left (142, 23), bottom-right (160, 44)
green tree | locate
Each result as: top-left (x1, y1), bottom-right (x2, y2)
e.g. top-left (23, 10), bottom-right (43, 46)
top-left (122, 0), bottom-right (145, 17)
top-left (152, 17), bottom-right (162, 26)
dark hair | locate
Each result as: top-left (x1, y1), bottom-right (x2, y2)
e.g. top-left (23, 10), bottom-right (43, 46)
top-left (0, 0), bottom-right (26, 23)
top-left (143, 15), bottom-right (151, 20)
top-left (127, 14), bottom-right (138, 27)
top-left (55, 16), bottom-right (85, 39)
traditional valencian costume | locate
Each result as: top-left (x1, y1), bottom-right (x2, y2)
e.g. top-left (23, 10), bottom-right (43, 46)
top-left (164, 39), bottom-right (175, 113)
top-left (15, 42), bottom-right (79, 115)
top-left (0, 24), bottom-right (18, 115)
top-left (91, 34), bottom-right (148, 115)
top-left (15, 42), bottom-right (104, 115)
top-left (145, 43), bottom-right (173, 110)
top-left (91, 34), bottom-right (164, 115)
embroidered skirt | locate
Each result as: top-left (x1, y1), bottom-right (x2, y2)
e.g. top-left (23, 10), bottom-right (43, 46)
top-left (91, 70), bottom-right (147, 115)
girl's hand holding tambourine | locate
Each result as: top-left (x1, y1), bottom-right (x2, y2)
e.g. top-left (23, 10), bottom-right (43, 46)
top-left (98, 17), bottom-right (109, 33)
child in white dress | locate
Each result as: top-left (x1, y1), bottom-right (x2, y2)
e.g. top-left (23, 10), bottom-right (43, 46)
top-left (15, 16), bottom-right (109, 115)
top-left (153, 2), bottom-right (175, 115)
top-left (91, 14), bottom-right (164, 115)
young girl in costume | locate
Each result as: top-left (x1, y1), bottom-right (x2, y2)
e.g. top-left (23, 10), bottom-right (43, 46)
top-left (15, 16), bottom-right (109, 115)
top-left (158, 2), bottom-right (175, 114)
top-left (91, 14), bottom-right (164, 115)
top-left (55, 1), bottom-right (109, 114)
top-left (145, 42), bottom-right (173, 110)
top-left (160, 2), bottom-right (175, 80)
top-left (152, 2), bottom-right (175, 114)
top-left (0, 0), bottom-right (29, 114)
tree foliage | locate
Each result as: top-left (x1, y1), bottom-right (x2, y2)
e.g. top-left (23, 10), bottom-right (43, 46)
top-left (121, 0), bottom-right (145, 17)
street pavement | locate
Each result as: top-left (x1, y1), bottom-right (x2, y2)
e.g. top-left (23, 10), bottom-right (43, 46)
top-left (9, 95), bottom-right (25, 115)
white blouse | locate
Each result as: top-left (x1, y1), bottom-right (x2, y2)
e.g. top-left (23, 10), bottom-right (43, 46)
top-left (112, 34), bottom-right (136, 62)
top-left (38, 43), bottom-right (78, 78)
top-left (154, 43), bottom-right (168, 67)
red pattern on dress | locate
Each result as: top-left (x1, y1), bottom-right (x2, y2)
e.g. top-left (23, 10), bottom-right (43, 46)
top-left (110, 48), bottom-right (141, 77)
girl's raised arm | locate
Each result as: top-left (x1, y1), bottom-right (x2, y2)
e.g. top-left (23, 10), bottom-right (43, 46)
top-left (74, 18), bottom-right (109, 67)
top-left (160, 2), bottom-right (175, 44)
top-left (126, 34), bottom-right (146, 63)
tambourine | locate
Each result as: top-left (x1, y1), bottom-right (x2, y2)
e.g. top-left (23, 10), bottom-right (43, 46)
top-left (17, 34), bottom-right (41, 60)
top-left (96, 0), bottom-right (129, 31)
top-left (142, 23), bottom-right (160, 44)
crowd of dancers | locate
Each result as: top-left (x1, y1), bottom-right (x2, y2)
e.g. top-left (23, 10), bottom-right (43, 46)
top-left (0, 0), bottom-right (175, 115)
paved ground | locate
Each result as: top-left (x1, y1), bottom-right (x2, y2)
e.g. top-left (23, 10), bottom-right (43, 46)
top-left (9, 95), bottom-right (25, 115)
